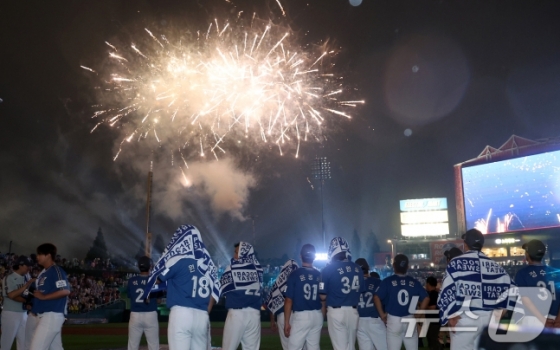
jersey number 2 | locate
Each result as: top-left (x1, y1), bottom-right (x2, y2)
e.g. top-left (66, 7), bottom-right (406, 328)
top-left (135, 288), bottom-right (145, 303)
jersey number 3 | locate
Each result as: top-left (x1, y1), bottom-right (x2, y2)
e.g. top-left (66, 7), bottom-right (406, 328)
top-left (341, 276), bottom-right (360, 294)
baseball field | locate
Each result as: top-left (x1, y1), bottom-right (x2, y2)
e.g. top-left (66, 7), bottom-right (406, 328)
top-left (31, 322), bottom-right (433, 350)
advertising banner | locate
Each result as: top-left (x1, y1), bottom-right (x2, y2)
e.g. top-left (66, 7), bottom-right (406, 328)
top-left (430, 240), bottom-right (464, 265)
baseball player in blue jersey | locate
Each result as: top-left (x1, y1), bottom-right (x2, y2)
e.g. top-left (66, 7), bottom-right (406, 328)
top-left (514, 239), bottom-right (560, 327)
top-left (355, 258), bottom-right (387, 350)
top-left (27, 243), bottom-right (70, 350)
top-left (265, 259), bottom-right (299, 350)
top-left (374, 254), bottom-right (429, 350)
top-left (1, 255), bottom-right (35, 350)
top-left (438, 229), bottom-right (518, 350)
top-left (150, 225), bottom-right (220, 350)
top-left (127, 256), bottom-right (160, 350)
top-left (220, 241), bottom-right (263, 350)
top-left (283, 244), bottom-right (324, 350)
top-left (319, 237), bottom-right (364, 350)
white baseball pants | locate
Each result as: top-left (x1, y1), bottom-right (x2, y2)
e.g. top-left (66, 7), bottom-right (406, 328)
top-left (327, 306), bottom-right (359, 350)
top-left (357, 316), bottom-right (388, 350)
top-left (127, 311), bottom-right (159, 350)
top-left (288, 309), bottom-right (323, 350)
top-left (221, 308), bottom-right (261, 350)
top-left (449, 310), bottom-right (492, 350)
top-left (1, 310), bottom-right (27, 350)
top-left (386, 314), bottom-right (418, 350)
top-left (276, 312), bottom-right (289, 350)
top-left (28, 312), bottom-right (65, 350)
top-left (167, 306), bottom-right (209, 350)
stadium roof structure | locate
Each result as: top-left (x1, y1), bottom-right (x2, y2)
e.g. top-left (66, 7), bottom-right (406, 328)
top-left (458, 134), bottom-right (560, 167)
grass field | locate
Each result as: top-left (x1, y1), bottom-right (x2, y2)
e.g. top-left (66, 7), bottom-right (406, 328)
top-left (47, 322), bottom-right (433, 349)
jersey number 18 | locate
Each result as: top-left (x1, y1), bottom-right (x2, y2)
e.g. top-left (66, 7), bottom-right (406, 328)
top-left (191, 276), bottom-right (211, 298)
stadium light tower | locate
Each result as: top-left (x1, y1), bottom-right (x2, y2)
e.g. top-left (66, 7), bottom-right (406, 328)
top-left (311, 156), bottom-right (331, 249)
top-left (145, 161), bottom-right (153, 258)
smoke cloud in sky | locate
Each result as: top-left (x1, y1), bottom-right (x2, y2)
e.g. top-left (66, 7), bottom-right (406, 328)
top-left (115, 140), bottom-right (257, 226)
top-left (179, 159), bottom-right (257, 221)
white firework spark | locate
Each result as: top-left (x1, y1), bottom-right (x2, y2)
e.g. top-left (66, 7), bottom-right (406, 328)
top-left (83, 18), bottom-right (363, 161)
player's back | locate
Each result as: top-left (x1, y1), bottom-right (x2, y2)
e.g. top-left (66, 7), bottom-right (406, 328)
top-left (285, 266), bottom-right (322, 311)
top-left (128, 275), bottom-right (157, 312)
top-left (320, 260), bottom-right (363, 307)
top-left (515, 265), bottom-right (560, 317)
top-left (159, 258), bottom-right (211, 311)
top-left (358, 275), bottom-right (381, 318)
top-left (376, 274), bottom-right (427, 317)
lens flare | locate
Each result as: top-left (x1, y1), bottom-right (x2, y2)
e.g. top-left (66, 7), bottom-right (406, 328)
top-left (84, 17), bottom-right (363, 161)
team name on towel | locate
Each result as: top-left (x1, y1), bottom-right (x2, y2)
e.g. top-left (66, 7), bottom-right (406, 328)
top-left (233, 270), bottom-right (259, 282)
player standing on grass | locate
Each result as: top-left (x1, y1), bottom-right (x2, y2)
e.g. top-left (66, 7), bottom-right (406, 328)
top-left (220, 241), bottom-right (264, 350)
top-left (514, 239), bottom-right (560, 327)
top-left (283, 243), bottom-right (324, 350)
top-left (265, 259), bottom-right (299, 350)
top-left (1, 255), bottom-right (34, 350)
top-left (144, 225), bottom-right (220, 350)
top-left (127, 256), bottom-right (160, 350)
top-left (319, 237), bottom-right (364, 350)
top-left (28, 243), bottom-right (71, 350)
top-left (355, 258), bottom-right (387, 350)
top-left (437, 229), bottom-right (518, 350)
top-left (374, 254), bottom-right (430, 350)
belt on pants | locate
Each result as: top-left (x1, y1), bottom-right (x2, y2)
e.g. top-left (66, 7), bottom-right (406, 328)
top-left (331, 306), bottom-right (357, 309)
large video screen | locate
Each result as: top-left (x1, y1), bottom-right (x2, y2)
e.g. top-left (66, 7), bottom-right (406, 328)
top-left (462, 149), bottom-right (560, 234)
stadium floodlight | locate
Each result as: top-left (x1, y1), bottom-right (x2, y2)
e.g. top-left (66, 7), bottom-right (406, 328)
top-left (315, 253), bottom-right (329, 261)
top-left (311, 156), bottom-right (331, 249)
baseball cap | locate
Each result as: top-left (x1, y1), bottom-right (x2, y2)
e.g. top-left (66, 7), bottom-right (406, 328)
top-left (355, 258), bottom-right (370, 273)
top-left (462, 229), bottom-right (484, 249)
top-left (444, 247), bottom-right (463, 260)
top-left (14, 256), bottom-right (33, 267)
top-left (138, 256), bottom-right (152, 271)
top-left (393, 254), bottom-right (408, 269)
top-left (522, 240), bottom-right (546, 259)
top-left (300, 244), bottom-right (316, 260)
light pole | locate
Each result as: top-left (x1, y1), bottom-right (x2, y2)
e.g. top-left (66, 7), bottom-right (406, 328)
top-left (387, 239), bottom-right (394, 263)
top-left (311, 157), bottom-right (331, 249)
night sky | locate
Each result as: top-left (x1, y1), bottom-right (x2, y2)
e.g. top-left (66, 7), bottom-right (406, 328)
top-left (2, 0), bottom-right (560, 264)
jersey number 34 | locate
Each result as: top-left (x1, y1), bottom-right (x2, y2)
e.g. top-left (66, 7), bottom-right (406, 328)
top-left (341, 276), bottom-right (360, 294)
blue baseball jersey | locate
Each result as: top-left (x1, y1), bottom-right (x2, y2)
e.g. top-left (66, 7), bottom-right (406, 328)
top-left (515, 265), bottom-right (560, 318)
top-left (358, 275), bottom-right (381, 318)
top-left (319, 260), bottom-right (364, 307)
top-left (376, 274), bottom-right (428, 317)
top-left (284, 267), bottom-right (322, 312)
top-left (33, 265), bottom-right (70, 314)
top-left (128, 275), bottom-right (158, 312)
top-left (157, 258), bottom-right (210, 311)
top-left (223, 289), bottom-right (262, 310)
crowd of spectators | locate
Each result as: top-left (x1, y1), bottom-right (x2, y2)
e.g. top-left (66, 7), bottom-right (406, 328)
top-left (1, 252), bottom-right (129, 314)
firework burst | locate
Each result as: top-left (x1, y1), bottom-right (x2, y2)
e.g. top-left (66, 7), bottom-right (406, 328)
top-left (84, 17), bottom-right (363, 162)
